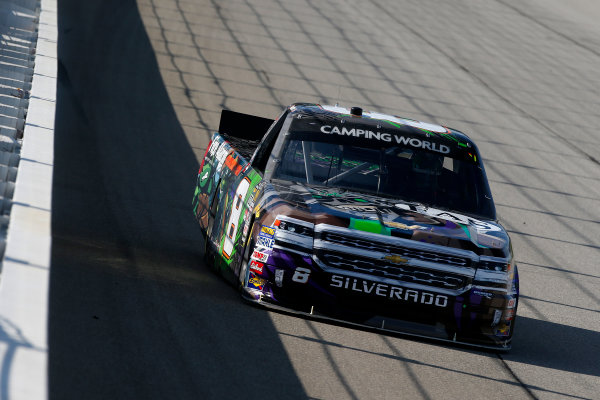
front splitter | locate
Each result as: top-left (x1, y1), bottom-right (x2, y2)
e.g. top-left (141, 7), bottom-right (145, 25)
top-left (241, 291), bottom-right (512, 352)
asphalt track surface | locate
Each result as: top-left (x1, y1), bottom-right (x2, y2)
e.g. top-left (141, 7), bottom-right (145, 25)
top-left (50, 0), bottom-right (600, 399)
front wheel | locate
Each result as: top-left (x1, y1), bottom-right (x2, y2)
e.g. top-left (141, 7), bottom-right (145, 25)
top-left (203, 235), bottom-right (220, 275)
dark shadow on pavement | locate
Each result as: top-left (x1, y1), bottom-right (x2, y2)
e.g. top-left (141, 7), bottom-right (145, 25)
top-left (49, 0), bottom-right (307, 398)
top-left (507, 316), bottom-right (600, 378)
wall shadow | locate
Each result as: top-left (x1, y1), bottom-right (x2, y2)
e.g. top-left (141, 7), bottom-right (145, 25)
top-left (507, 315), bottom-right (600, 378)
top-left (50, 0), bottom-right (307, 398)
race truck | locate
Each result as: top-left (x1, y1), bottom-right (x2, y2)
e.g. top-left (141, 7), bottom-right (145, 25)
top-left (193, 103), bottom-right (519, 350)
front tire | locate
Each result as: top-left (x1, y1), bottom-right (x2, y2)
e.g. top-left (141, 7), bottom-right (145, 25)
top-left (238, 219), bottom-right (256, 293)
top-left (203, 233), bottom-right (220, 276)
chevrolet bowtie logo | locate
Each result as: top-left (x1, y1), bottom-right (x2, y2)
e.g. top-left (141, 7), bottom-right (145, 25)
top-left (383, 255), bottom-right (409, 264)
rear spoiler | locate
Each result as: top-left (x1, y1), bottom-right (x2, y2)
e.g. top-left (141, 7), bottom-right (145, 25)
top-left (218, 109), bottom-right (275, 141)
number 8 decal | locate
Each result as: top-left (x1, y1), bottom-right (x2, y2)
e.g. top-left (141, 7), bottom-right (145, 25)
top-left (222, 177), bottom-right (251, 260)
top-left (292, 267), bottom-right (311, 284)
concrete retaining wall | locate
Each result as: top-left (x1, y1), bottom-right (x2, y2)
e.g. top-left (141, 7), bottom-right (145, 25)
top-left (0, 0), bottom-right (56, 398)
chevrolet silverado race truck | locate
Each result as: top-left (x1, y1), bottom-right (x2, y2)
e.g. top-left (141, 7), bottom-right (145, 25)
top-left (192, 103), bottom-right (519, 350)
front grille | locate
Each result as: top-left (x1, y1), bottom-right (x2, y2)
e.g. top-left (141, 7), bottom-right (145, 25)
top-left (320, 231), bottom-right (471, 268)
top-left (318, 251), bottom-right (467, 290)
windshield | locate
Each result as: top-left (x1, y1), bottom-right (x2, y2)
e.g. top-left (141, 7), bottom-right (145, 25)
top-left (270, 138), bottom-right (496, 219)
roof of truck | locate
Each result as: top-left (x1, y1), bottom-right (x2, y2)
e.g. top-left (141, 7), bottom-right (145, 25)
top-left (287, 103), bottom-right (481, 162)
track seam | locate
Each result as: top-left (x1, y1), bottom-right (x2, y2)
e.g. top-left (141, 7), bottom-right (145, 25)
top-left (496, 354), bottom-right (539, 400)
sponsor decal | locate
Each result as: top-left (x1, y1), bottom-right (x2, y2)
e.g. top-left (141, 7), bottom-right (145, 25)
top-left (395, 202), bottom-right (501, 233)
top-left (330, 275), bottom-right (448, 307)
top-left (249, 260), bottom-right (264, 274)
top-left (505, 309), bottom-right (515, 321)
top-left (242, 210), bottom-right (250, 237)
top-left (251, 250), bottom-right (269, 263)
top-left (382, 254), bottom-right (408, 265)
top-left (320, 125), bottom-right (450, 154)
top-left (275, 269), bottom-right (284, 287)
top-left (492, 309), bottom-right (502, 326)
top-left (259, 230), bottom-right (274, 241)
top-left (495, 322), bottom-right (511, 337)
top-left (256, 235), bottom-right (275, 249)
top-left (248, 275), bottom-right (266, 290)
top-left (261, 225), bottom-right (275, 236)
top-left (247, 181), bottom-right (263, 212)
top-left (224, 153), bottom-right (243, 176)
top-left (384, 221), bottom-right (425, 230)
top-left (206, 138), bottom-right (222, 158)
top-left (339, 205), bottom-right (379, 212)
top-left (321, 125), bottom-right (393, 142)
top-left (473, 289), bottom-right (494, 299)
top-left (247, 197), bottom-right (255, 212)
top-left (507, 298), bottom-right (516, 309)
top-left (393, 135), bottom-right (450, 154)
top-left (214, 143), bottom-right (232, 172)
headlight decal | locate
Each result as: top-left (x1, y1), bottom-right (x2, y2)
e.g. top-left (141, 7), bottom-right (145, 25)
top-left (271, 216), bottom-right (315, 250)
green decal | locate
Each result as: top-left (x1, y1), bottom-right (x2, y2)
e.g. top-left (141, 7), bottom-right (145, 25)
top-left (349, 218), bottom-right (391, 235)
top-left (199, 164), bottom-right (212, 188)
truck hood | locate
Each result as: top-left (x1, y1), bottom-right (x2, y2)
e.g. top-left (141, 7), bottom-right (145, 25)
top-left (269, 181), bottom-right (510, 257)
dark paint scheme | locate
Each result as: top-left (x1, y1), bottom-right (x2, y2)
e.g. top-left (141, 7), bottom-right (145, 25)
top-left (193, 104), bottom-right (519, 350)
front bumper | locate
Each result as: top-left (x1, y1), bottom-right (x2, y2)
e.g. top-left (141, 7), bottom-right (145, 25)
top-left (243, 246), bottom-right (517, 351)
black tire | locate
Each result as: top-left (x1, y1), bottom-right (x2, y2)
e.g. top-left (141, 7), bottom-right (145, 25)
top-left (203, 178), bottom-right (224, 275)
top-left (237, 217), bottom-right (256, 292)
top-left (203, 235), bottom-right (220, 275)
